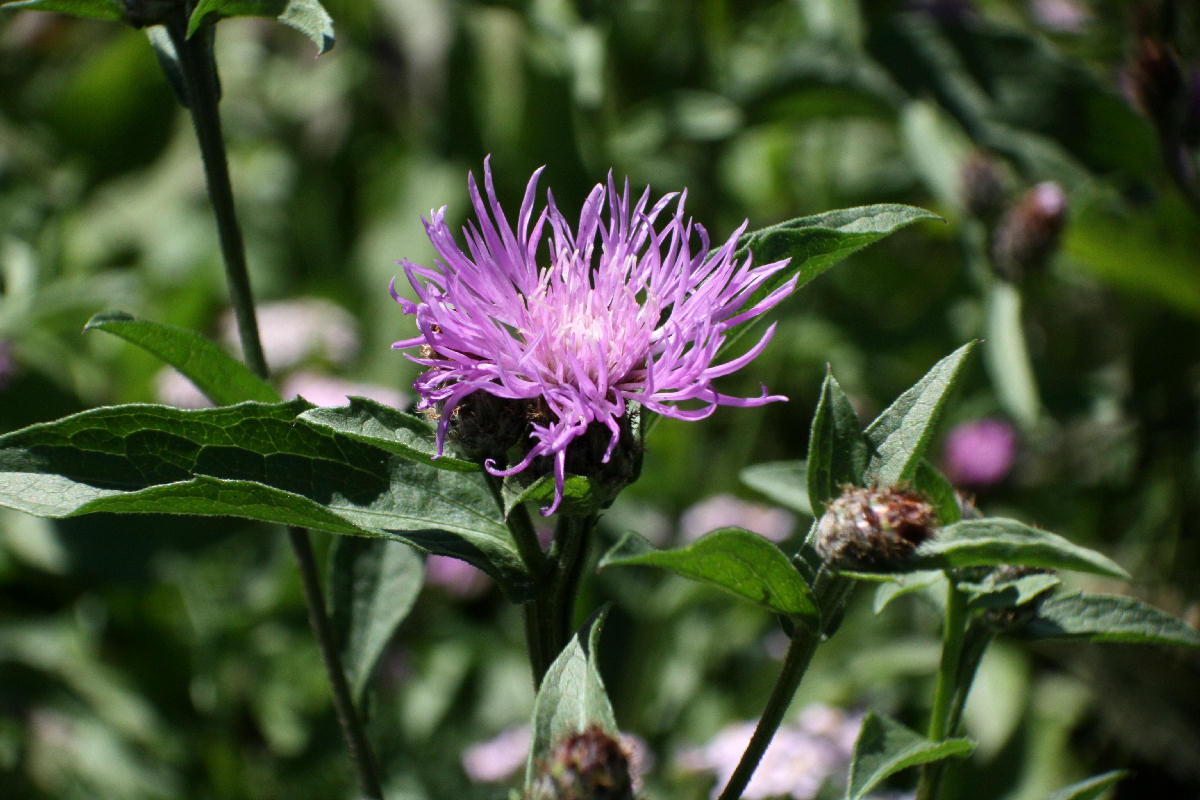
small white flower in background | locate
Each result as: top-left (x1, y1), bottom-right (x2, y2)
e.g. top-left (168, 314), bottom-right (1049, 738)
top-left (222, 297), bottom-right (360, 372)
top-left (462, 723), bottom-right (652, 792)
top-left (281, 371), bottom-right (408, 409)
top-left (679, 494), bottom-right (796, 544)
top-left (678, 703), bottom-right (868, 800)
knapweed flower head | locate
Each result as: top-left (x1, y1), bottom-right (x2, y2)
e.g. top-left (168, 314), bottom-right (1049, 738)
top-left (391, 159), bottom-right (796, 514)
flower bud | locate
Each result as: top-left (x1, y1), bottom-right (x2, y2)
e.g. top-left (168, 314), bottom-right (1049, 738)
top-left (990, 182), bottom-right (1067, 282)
top-left (444, 391), bottom-right (536, 464)
top-left (1123, 37), bottom-right (1187, 134)
top-left (529, 724), bottom-right (637, 800)
top-left (816, 486), bottom-right (936, 570)
top-left (960, 152), bottom-right (1007, 221)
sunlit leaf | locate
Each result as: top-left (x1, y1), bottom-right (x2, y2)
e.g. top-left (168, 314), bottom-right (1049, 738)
top-left (0, 401), bottom-right (530, 596)
top-left (806, 369), bottom-right (867, 511)
top-left (600, 528), bottom-right (818, 621)
top-left (846, 712), bottom-right (975, 800)
top-left (299, 399), bottom-right (477, 472)
top-left (85, 311), bottom-right (279, 405)
top-left (1023, 593), bottom-right (1200, 647)
top-left (187, 0), bottom-right (334, 54)
top-left (0, 0), bottom-right (123, 22)
top-left (914, 518), bottom-right (1128, 579)
top-left (864, 342), bottom-right (976, 487)
top-left (524, 610), bottom-right (618, 788)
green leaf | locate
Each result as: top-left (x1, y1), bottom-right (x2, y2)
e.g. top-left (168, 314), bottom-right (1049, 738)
top-left (600, 528), bottom-right (818, 622)
top-left (739, 460), bottom-right (813, 517)
top-left (525, 610), bottom-right (617, 788)
top-left (984, 281), bottom-right (1040, 429)
top-left (872, 570), bottom-right (946, 614)
top-left (329, 536), bottom-right (424, 704)
top-left (502, 472), bottom-right (604, 518)
top-left (959, 571), bottom-right (1061, 611)
top-left (1045, 770), bottom-right (1128, 800)
top-left (864, 342), bottom-right (976, 488)
top-left (914, 519), bottom-right (1129, 579)
top-left (298, 399), bottom-right (478, 472)
top-left (806, 369), bottom-right (868, 512)
top-left (846, 712), bottom-right (975, 800)
top-left (187, 0), bottom-right (334, 54)
top-left (85, 312), bottom-right (279, 406)
top-left (913, 459), bottom-right (961, 525)
top-left (721, 205), bottom-right (940, 357)
top-left (0, 0), bottom-right (123, 22)
top-left (1023, 593), bottom-right (1200, 647)
top-left (0, 401), bottom-right (530, 597)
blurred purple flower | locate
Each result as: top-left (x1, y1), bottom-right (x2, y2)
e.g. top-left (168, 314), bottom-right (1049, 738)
top-left (424, 554), bottom-right (491, 599)
top-left (281, 371), bottom-right (408, 409)
top-left (943, 418), bottom-right (1017, 486)
top-left (462, 723), bottom-right (652, 790)
top-left (391, 159), bottom-right (795, 514)
top-left (678, 704), bottom-right (865, 800)
top-left (679, 494), bottom-right (796, 543)
top-left (222, 297), bottom-right (360, 372)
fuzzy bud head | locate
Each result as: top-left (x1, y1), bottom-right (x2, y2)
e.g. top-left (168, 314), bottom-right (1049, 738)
top-left (960, 151), bottom-right (1007, 221)
top-left (529, 724), bottom-right (637, 800)
top-left (816, 486), bottom-right (936, 569)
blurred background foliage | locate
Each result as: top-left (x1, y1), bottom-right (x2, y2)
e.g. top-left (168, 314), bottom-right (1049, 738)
top-left (1, 0), bottom-right (1199, 798)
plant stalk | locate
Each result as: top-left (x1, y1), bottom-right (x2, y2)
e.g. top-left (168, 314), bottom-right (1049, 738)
top-left (916, 577), bottom-right (969, 800)
top-left (167, 14), bottom-right (383, 799)
top-left (716, 624), bottom-right (820, 800)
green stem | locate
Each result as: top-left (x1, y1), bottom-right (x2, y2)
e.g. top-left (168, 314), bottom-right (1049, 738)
top-left (168, 12), bottom-right (267, 378)
top-left (716, 625), bottom-right (820, 800)
top-left (916, 577), bottom-right (969, 800)
top-left (288, 528), bottom-right (385, 800)
top-left (166, 14), bottom-right (383, 799)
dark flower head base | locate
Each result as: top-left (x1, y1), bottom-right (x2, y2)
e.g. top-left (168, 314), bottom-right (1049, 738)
top-left (392, 158), bottom-right (795, 514)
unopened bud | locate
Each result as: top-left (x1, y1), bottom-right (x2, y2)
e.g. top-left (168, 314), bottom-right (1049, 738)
top-left (816, 486), bottom-right (936, 569)
top-left (960, 152), bottom-right (1007, 221)
top-left (529, 724), bottom-right (637, 800)
top-left (1123, 37), bottom-right (1187, 134)
top-left (990, 182), bottom-right (1067, 282)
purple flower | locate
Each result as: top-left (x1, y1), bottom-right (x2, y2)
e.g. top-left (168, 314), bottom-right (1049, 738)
top-left (391, 159), bottom-right (795, 514)
top-left (943, 418), bottom-right (1018, 486)
top-left (679, 493), bottom-right (796, 543)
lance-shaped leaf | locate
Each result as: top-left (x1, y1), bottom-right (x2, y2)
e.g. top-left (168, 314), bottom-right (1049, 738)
top-left (600, 529), bottom-right (818, 622)
top-left (187, 0), bottom-right (334, 54)
top-left (525, 610), bottom-right (618, 788)
top-left (1022, 593), bottom-right (1200, 647)
top-left (913, 459), bottom-right (960, 525)
top-left (0, 401), bottom-right (530, 597)
top-left (720, 205), bottom-right (940, 357)
top-left (299, 399), bottom-right (477, 472)
top-left (85, 312), bottom-right (279, 405)
top-left (864, 342), bottom-right (976, 488)
top-left (1045, 770), bottom-right (1128, 800)
top-left (329, 536), bottom-right (424, 705)
top-left (846, 712), bottom-right (975, 800)
top-left (503, 473), bottom-right (605, 519)
top-left (740, 460), bottom-right (813, 517)
top-left (806, 370), bottom-right (868, 512)
top-left (0, 0), bottom-right (123, 22)
top-left (913, 519), bottom-right (1129, 579)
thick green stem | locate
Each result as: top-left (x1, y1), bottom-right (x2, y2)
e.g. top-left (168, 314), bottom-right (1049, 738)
top-left (716, 625), bottom-right (820, 800)
top-left (166, 14), bottom-right (383, 799)
top-left (168, 13), bottom-right (267, 378)
top-left (916, 577), bottom-right (969, 800)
